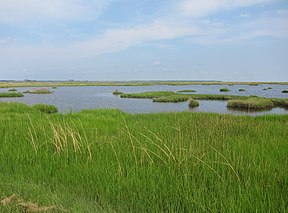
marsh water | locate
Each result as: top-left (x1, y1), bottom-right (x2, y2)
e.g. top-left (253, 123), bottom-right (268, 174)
top-left (0, 84), bottom-right (287, 115)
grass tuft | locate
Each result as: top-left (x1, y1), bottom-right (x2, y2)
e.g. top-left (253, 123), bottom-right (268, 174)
top-left (32, 104), bottom-right (58, 114)
top-left (220, 88), bottom-right (230, 92)
top-left (188, 98), bottom-right (199, 107)
top-left (112, 90), bottom-right (123, 95)
top-left (282, 90), bottom-right (288, 93)
top-left (8, 88), bottom-right (17, 92)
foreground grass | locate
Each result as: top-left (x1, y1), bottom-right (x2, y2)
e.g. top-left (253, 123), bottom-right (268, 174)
top-left (0, 102), bottom-right (288, 212)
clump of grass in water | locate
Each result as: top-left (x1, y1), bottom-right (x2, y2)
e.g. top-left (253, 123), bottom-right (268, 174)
top-left (227, 98), bottom-right (274, 110)
top-left (32, 104), bottom-right (58, 114)
top-left (188, 98), bottom-right (199, 107)
top-left (112, 90), bottom-right (123, 95)
top-left (177, 89), bottom-right (196, 93)
top-left (282, 90), bottom-right (288, 93)
top-left (28, 89), bottom-right (54, 94)
top-left (238, 88), bottom-right (246, 92)
top-left (220, 88), bottom-right (230, 92)
top-left (8, 88), bottom-right (17, 92)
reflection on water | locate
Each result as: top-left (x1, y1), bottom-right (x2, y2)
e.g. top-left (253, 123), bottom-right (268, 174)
top-left (0, 85), bottom-right (287, 116)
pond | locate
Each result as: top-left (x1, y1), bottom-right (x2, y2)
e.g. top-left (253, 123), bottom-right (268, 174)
top-left (0, 84), bottom-right (287, 115)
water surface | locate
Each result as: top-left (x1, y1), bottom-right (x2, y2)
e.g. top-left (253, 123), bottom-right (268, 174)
top-left (0, 84), bottom-right (287, 115)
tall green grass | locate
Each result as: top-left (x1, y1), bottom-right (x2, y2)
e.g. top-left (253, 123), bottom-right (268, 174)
top-left (0, 102), bottom-right (287, 212)
top-left (0, 92), bottom-right (24, 98)
top-left (32, 104), bottom-right (58, 114)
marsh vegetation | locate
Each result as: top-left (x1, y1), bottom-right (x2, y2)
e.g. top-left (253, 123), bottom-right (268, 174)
top-left (0, 102), bottom-right (287, 212)
top-left (0, 92), bottom-right (24, 98)
top-left (219, 88), bottom-right (230, 92)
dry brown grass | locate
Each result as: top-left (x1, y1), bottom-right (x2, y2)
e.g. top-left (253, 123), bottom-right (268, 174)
top-left (0, 194), bottom-right (16, 205)
top-left (1, 194), bottom-right (59, 212)
top-left (18, 202), bottom-right (56, 212)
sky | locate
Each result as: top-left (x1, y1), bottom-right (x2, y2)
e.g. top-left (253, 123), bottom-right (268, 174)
top-left (0, 0), bottom-right (288, 81)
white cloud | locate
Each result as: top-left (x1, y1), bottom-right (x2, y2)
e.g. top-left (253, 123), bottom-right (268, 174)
top-left (179, 0), bottom-right (278, 18)
top-left (152, 61), bottom-right (162, 66)
top-left (193, 14), bottom-right (288, 44)
top-left (70, 20), bottom-right (201, 55)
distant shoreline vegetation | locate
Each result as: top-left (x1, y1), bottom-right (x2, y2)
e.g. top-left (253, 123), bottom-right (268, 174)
top-left (0, 81), bottom-right (288, 88)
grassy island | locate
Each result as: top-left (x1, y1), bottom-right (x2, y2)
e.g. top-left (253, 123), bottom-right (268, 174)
top-left (27, 89), bottom-right (54, 94)
top-left (119, 91), bottom-right (288, 110)
top-left (0, 92), bottom-right (24, 98)
top-left (220, 88), bottom-right (230, 92)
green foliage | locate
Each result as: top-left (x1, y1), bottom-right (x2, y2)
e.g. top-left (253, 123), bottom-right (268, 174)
top-left (282, 90), bottom-right (288, 93)
top-left (120, 91), bottom-right (175, 99)
top-left (112, 90), bottom-right (123, 95)
top-left (188, 98), bottom-right (199, 107)
top-left (32, 104), bottom-right (58, 114)
top-left (120, 91), bottom-right (288, 109)
top-left (29, 89), bottom-right (54, 94)
top-left (153, 94), bottom-right (189, 102)
top-left (227, 98), bottom-right (274, 109)
top-left (239, 88), bottom-right (246, 92)
top-left (8, 88), bottom-right (17, 92)
top-left (0, 102), bottom-right (288, 212)
top-left (220, 88), bottom-right (230, 92)
top-left (0, 92), bottom-right (24, 98)
top-left (177, 89), bottom-right (196, 93)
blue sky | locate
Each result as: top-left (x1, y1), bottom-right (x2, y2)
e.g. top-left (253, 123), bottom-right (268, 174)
top-left (0, 0), bottom-right (287, 81)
